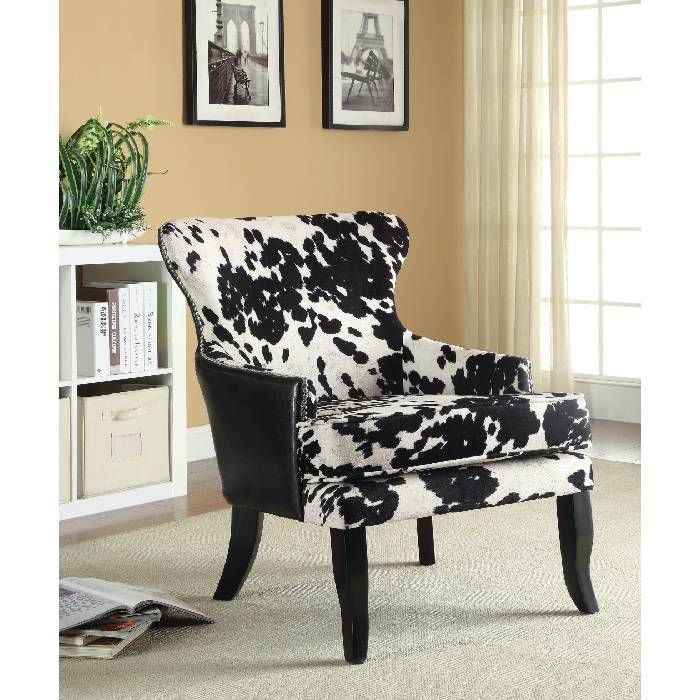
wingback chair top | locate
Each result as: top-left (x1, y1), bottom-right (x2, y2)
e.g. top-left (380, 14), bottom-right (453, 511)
top-left (160, 212), bottom-right (532, 418)
top-left (159, 211), bottom-right (597, 664)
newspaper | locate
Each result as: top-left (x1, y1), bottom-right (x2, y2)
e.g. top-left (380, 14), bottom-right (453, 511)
top-left (59, 577), bottom-right (212, 632)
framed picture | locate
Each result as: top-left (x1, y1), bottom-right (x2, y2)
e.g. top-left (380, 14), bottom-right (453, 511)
top-left (322, 0), bottom-right (408, 131)
top-left (185, 0), bottom-right (286, 127)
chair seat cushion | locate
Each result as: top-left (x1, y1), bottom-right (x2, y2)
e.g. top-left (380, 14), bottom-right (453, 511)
top-left (297, 393), bottom-right (590, 483)
top-left (303, 452), bottom-right (593, 528)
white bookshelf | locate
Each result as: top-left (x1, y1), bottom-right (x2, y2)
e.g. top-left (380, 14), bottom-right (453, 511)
top-left (59, 243), bottom-right (187, 520)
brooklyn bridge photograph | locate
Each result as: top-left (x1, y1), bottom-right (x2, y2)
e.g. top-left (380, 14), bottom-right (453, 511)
top-left (208, 0), bottom-right (271, 107)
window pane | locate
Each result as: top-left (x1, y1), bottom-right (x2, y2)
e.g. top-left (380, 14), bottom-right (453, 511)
top-left (603, 306), bottom-right (641, 378)
top-left (602, 230), bottom-right (642, 303)
top-left (602, 81), bottom-right (641, 153)
top-left (602, 4), bottom-right (641, 79)
top-left (569, 84), bottom-right (598, 154)
top-left (568, 9), bottom-right (598, 81)
top-left (568, 230), bottom-right (598, 301)
top-left (602, 156), bottom-right (641, 227)
top-left (568, 157), bottom-right (598, 227)
top-left (570, 303), bottom-right (599, 375)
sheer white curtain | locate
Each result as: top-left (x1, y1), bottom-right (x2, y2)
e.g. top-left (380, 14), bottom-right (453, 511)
top-left (464, 0), bottom-right (572, 392)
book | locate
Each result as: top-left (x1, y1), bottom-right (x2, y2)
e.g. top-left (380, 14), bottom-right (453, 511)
top-left (87, 282), bottom-right (143, 373)
top-left (59, 579), bottom-right (211, 659)
top-left (85, 284), bottom-right (130, 373)
top-left (60, 608), bottom-right (163, 647)
top-left (128, 283), bottom-right (145, 372)
top-left (76, 302), bottom-right (110, 378)
top-left (59, 577), bottom-right (211, 632)
top-left (77, 287), bottom-right (120, 374)
top-left (141, 281), bottom-right (158, 370)
top-left (59, 616), bottom-right (153, 659)
top-left (114, 287), bottom-right (130, 374)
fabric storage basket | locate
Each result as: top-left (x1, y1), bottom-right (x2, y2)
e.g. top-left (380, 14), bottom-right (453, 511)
top-left (78, 386), bottom-right (170, 497)
top-left (59, 397), bottom-right (71, 503)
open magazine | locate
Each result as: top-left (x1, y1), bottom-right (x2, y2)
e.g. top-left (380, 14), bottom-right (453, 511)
top-left (60, 578), bottom-right (212, 658)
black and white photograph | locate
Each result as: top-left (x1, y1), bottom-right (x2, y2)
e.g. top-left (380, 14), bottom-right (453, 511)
top-left (323, 0), bottom-right (408, 130)
top-left (186, 0), bottom-right (285, 126)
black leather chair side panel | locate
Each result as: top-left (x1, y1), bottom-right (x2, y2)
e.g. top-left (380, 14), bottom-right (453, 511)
top-left (195, 352), bottom-right (304, 521)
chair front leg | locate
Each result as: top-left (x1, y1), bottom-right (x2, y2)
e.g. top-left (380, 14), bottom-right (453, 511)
top-left (416, 517), bottom-right (436, 566)
top-left (556, 491), bottom-right (599, 614)
top-left (330, 527), bottom-right (369, 664)
top-left (213, 507), bottom-right (264, 601)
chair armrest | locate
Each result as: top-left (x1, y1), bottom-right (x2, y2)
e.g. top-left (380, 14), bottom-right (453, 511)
top-left (201, 340), bottom-right (317, 419)
top-left (195, 350), bottom-right (309, 520)
top-left (402, 331), bottom-right (533, 396)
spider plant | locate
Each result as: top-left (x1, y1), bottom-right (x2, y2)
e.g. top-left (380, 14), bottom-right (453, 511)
top-left (59, 112), bottom-right (171, 237)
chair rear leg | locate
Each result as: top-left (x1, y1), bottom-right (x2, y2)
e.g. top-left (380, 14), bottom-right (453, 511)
top-left (345, 79), bottom-right (356, 103)
top-left (213, 507), bottom-right (264, 601)
top-left (556, 491), bottom-right (599, 614)
top-left (330, 527), bottom-right (369, 664)
top-left (417, 517), bottom-right (436, 566)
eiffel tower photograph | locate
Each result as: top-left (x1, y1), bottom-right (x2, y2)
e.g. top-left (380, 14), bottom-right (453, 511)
top-left (339, 9), bottom-right (394, 113)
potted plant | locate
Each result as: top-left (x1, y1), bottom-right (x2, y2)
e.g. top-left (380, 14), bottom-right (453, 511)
top-left (59, 112), bottom-right (171, 245)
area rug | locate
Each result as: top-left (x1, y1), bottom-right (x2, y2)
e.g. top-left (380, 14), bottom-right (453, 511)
top-left (59, 459), bottom-right (640, 699)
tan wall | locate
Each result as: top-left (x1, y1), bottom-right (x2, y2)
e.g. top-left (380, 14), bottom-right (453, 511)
top-left (60, 0), bottom-right (465, 427)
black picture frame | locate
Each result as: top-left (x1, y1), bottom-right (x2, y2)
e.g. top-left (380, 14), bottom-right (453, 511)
top-left (322, 0), bottom-right (409, 131)
top-left (185, 0), bottom-right (286, 127)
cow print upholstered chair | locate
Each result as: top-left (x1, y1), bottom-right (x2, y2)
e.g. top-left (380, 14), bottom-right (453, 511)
top-left (159, 212), bottom-right (598, 664)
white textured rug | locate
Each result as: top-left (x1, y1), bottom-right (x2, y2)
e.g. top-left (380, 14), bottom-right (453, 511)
top-left (59, 459), bottom-right (640, 699)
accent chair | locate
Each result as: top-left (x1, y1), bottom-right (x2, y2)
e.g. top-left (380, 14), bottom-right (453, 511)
top-left (159, 211), bottom-right (597, 665)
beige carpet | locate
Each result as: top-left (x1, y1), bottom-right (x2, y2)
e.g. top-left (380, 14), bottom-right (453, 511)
top-left (59, 459), bottom-right (640, 699)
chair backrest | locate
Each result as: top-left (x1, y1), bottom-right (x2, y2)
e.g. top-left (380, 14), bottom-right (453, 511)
top-left (159, 212), bottom-right (409, 403)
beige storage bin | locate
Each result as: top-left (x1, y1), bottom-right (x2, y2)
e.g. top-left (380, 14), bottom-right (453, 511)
top-left (78, 386), bottom-right (170, 497)
top-left (59, 397), bottom-right (71, 503)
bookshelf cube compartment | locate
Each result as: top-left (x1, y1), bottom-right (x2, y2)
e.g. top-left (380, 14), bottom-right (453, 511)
top-left (78, 385), bottom-right (170, 498)
top-left (80, 262), bottom-right (171, 372)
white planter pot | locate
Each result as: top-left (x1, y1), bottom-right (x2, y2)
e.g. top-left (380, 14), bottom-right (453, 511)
top-left (59, 228), bottom-right (147, 246)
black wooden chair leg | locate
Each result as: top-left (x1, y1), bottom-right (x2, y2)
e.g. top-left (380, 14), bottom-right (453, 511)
top-left (417, 517), bottom-right (436, 566)
top-left (213, 507), bottom-right (264, 601)
top-left (330, 527), bottom-right (369, 664)
top-left (557, 491), bottom-right (599, 614)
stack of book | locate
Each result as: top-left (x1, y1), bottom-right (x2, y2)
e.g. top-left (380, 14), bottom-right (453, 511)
top-left (76, 281), bottom-right (158, 378)
top-left (59, 577), bottom-right (212, 659)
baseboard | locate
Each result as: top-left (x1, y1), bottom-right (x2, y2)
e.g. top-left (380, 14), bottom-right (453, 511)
top-left (574, 379), bottom-right (641, 424)
top-left (187, 424), bottom-right (215, 463)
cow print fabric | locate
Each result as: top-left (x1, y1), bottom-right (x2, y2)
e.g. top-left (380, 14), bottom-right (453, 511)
top-left (159, 212), bottom-right (594, 528)
top-left (303, 452), bottom-right (594, 529)
top-left (159, 212), bottom-right (534, 418)
top-left (403, 331), bottom-right (533, 396)
top-left (298, 392), bottom-right (591, 482)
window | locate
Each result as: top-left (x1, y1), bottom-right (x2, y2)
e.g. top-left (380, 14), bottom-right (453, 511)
top-left (546, 1), bottom-right (641, 382)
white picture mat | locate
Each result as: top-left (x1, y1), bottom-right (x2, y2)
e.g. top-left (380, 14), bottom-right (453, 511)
top-left (196, 1), bottom-right (282, 123)
top-left (332, 0), bottom-right (405, 127)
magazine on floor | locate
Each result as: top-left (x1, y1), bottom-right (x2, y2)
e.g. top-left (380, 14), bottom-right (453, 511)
top-left (59, 613), bottom-right (156, 659)
top-left (59, 578), bottom-right (212, 658)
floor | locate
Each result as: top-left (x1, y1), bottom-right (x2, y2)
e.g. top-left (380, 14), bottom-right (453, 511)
top-left (60, 458), bottom-right (640, 699)
top-left (58, 419), bottom-right (640, 546)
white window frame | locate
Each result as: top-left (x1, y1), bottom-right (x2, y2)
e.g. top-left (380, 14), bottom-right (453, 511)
top-left (566, 0), bottom-right (641, 384)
